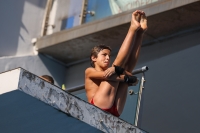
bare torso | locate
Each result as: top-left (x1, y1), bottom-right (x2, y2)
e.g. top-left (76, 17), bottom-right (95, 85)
top-left (85, 77), bottom-right (101, 102)
top-left (85, 67), bottom-right (120, 109)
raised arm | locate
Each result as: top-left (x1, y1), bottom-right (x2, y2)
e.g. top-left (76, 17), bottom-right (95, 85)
top-left (85, 67), bottom-right (138, 85)
top-left (85, 67), bottom-right (125, 82)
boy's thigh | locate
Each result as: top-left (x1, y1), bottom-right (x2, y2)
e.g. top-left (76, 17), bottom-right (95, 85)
top-left (93, 81), bottom-right (119, 108)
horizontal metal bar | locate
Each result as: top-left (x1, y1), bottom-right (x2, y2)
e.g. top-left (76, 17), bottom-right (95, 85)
top-left (132, 66), bottom-right (149, 75)
top-left (67, 84), bottom-right (85, 93)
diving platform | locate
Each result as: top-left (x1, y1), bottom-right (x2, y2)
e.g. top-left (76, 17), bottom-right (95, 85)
top-left (0, 68), bottom-right (147, 133)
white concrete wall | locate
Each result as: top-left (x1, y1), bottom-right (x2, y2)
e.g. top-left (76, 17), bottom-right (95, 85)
top-left (65, 30), bottom-right (200, 132)
top-left (0, 0), bottom-right (47, 57)
top-left (0, 69), bottom-right (20, 94)
top-left (0, 0), bottom-right (67, 88)
top-left (0, 54), bottom-right (66, 87)
top-left (47, 0), bottom-right (82, 34)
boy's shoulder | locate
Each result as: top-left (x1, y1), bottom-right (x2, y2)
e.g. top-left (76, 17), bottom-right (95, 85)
top-left (85, 67), bottom-right (96, 73)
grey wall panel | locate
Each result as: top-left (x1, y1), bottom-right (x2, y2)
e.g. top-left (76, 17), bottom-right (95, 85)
top-left (0, 90), bottom-right (103, 133)
top-left (0, 0), bottom-right (46, 56)
top-left (136, 31), bottom-right (200, 133)
top-left (138, 44), bottom-right (200, 133)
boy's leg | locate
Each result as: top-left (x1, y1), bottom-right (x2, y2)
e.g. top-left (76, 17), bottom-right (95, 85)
top-left (112, 10), bottom-right (142, 67)
top-left (92, 11), bottom-right (142, 110)
top-left (114, 13), bottom-right (148, 115)
top-left (125, 13), bottom-right (147, 72)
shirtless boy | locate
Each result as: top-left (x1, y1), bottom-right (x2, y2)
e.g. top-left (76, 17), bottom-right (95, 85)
top-left (85, 10), bottom-right (147, 117)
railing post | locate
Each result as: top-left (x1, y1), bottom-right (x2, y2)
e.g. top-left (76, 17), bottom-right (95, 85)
top-left (134, 72), bottom-right (146, 126)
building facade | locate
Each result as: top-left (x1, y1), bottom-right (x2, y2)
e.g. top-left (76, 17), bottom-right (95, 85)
top-left (1, 0), bottom-right (200, 132)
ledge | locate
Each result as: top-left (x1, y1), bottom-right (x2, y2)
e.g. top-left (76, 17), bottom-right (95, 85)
top-left (0, 68), bottom-right (147, 133)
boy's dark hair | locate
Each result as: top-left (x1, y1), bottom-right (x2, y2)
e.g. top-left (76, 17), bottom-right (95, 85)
top-left (40, 75), bottom-right (54, 84)
top-left (90, 44), bottom-right (112, 67)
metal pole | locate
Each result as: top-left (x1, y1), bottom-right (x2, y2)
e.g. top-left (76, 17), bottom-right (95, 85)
top-left (41, 0), bottom-right (53, 36)
top-left (79, 0), bottom-right (87, 25)
top-left (134, 72), bottom-right (145, 126)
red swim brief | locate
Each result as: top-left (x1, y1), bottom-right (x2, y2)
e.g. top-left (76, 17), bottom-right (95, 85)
top-left (90, 98), bottom-right (120, 117)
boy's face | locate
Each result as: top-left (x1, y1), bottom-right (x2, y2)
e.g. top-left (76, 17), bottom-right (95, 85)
top-left (92, 49), bottom-right (111, 70)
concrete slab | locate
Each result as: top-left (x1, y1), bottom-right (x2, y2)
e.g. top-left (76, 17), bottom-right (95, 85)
top-left (0, 68), bottom-right (20, 94)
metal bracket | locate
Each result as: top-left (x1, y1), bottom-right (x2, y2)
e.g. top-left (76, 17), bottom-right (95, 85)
top-left (79, 0), bottom-right (87, 24)
top-left (84, 11), bottom-right (95, 16)
top-left (129, 89), bottom-right (138, 95)
top-left (79, 0), bottom-right (95, 24)
top-left (79, 10), bottom-right (95, 18)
